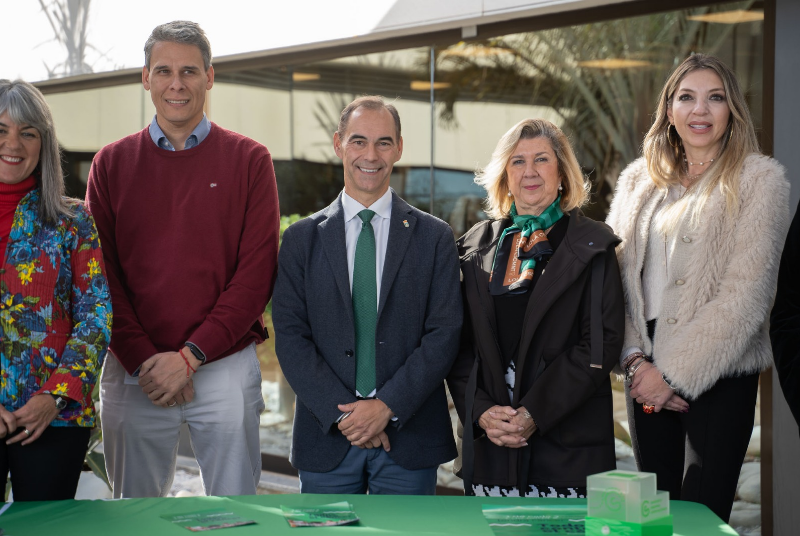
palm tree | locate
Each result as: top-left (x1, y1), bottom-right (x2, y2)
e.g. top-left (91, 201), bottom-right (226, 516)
top-left (38, 0), bottom-right (95, 78)
top-left (434, 2), bottom-right (754, 217)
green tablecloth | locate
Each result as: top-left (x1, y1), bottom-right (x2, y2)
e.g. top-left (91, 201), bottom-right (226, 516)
top-left (1, 494), bottom-right (737, 536)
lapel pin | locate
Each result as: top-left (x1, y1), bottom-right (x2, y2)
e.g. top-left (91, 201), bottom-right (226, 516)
top-left (403, 220), bottom-right (409, 228)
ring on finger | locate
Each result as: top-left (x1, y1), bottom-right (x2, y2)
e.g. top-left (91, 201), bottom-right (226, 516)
top-left (168, 401), bottom-right (177, 407)
top-left (642, 404), bottom-right (655, 414)
top-left (23, 428), bottom-right (31, 436)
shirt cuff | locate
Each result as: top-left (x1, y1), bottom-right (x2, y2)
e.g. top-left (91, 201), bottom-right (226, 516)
top-left (354, 390), bottom-right (398, 423)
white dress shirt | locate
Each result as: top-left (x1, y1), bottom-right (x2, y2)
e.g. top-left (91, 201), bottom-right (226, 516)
top-left (342, 188), bottom-right (393, 306)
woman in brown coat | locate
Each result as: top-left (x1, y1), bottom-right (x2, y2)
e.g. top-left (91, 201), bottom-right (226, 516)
top-left (447, 119), bottom-right (625, 497)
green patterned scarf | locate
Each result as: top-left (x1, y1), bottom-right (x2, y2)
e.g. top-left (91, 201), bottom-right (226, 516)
top-left (489, 196), bottom-right (564, 295)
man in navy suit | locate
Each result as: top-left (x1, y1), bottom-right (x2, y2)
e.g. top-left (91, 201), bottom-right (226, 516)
top-left (273, 96), bottom-right (462, 494)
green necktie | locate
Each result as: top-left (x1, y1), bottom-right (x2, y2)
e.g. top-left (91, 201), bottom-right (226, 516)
top-left (353, 209), bottom-right (377, 396)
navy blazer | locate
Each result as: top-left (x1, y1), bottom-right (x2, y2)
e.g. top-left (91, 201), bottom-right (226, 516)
top-left (273, 190), bottom-right (462, 472)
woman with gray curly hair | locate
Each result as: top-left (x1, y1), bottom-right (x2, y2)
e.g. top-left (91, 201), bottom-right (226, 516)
top-left (448, 118), bottom-right (624, 498)
top-left (606, 54), bottom-right (789, 522)
top-left (0, 79), bottom-right (111, 501)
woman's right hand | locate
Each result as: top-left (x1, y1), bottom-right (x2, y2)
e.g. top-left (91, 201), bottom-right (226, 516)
top-left (663, 393), bottom-right (690, 413)
top-left (478, 405), bottom-right (527, 448)
top-left (0, 406), bottom-right (15, 438)
top-left (630, 362), bottom-right (689, 413)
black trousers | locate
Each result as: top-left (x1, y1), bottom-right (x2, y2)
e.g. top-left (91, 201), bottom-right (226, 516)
top-left (0, 425), bottom-right (91, 501)
top-left (627, 372), bottom-right (759, 523)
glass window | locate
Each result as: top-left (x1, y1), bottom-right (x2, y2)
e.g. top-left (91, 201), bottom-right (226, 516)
top-left (433, 0), bottom-right (763, 221)
top-left (41, 0), bottom-right (763, 494)
top-left (255, 2), bottom-right (764, 494)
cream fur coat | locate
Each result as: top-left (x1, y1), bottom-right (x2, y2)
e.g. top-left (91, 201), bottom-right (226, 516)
top-left (606, 155), bottom-right (790, 399)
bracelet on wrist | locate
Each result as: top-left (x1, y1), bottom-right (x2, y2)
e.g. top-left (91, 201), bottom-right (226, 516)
top-left (623, 351), bottom-right (645, 369)
top-left (625, 356), bottom-right (645, 372)
top-left (661, 373), bottom-right (676, 391)
top-left (627, 359), bottom-right (649, 382)
top-left (179, 348), bottom-right (197, 377)
top-left (625, 357), bottom-right (645, 379)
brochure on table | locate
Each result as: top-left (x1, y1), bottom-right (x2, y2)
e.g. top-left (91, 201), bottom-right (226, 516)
top-left (280, 501), bottom-right (360, 527)
top-left (483, 503), bottom-right (587, 535)
top-left (161, 508), bottom-right (257, 532)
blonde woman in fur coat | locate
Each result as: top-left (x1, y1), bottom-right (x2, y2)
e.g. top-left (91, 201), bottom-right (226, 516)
top-left (606, 54), bottom-right (789, 523)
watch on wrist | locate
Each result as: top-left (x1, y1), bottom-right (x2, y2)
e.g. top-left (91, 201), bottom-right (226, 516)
top-left (185, 342), bottom-right (206, 363)
top-left (53, 395), bottom-right (67, 410)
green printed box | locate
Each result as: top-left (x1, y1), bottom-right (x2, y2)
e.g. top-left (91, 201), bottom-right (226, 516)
top-left (585, 514), bottom-right (674, 536)
top-left (587, 471), bottom-right (670, 524)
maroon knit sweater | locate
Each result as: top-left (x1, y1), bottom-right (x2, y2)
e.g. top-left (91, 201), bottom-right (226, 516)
top-left (86, 124), bottom-right (279, 375)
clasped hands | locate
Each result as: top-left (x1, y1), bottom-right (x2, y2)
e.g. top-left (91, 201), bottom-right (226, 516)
top-left (336, 399), bottom-right (394, 452)
top-left (138, 347), bottom-right (201, 407)
top-left (1, 394), bottom-right (60, 446)
top-left (629, 362), bottom-right (689, 413)
top-left (479, 405), bottom-right (536, 448)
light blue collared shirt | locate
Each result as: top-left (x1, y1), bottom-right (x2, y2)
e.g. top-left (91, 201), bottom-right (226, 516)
top-left (148, 114), bottom-right (211, 151)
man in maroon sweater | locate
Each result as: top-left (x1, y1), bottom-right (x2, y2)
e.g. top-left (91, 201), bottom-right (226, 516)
top-left (86, 21), bottom-right (279, 498)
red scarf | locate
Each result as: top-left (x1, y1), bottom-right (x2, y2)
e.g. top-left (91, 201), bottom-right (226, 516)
top-left (0, 176), bottom-right (37, 260)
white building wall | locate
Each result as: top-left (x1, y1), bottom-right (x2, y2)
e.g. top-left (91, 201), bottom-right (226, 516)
top-left (208, 84), bottom-right (292, 160)
top-left (46, 82), bottom-right (561, 172)
top-left (46, 85), bottom-right (154, 152)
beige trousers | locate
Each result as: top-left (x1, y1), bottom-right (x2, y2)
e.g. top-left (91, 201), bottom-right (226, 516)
top-left (100, 343), bottom-right (265, 498)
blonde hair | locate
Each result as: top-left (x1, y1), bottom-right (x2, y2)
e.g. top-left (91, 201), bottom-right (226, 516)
top-left (476, 119), bottom-right (589, 220)
top-left (643, 54), bottom-right (760, 230)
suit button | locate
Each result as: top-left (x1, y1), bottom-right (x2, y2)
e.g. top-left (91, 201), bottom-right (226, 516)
top-left (682, 236), bottom-right (692, 243)
top-left (675, 280), bottom-right (685, 286)
top-left (345, 350), bottom-right (354, 357)
top-left (666, 318), bottom-right (677, 324)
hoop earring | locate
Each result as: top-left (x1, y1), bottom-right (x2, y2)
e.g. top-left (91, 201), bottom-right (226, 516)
top-left (666, 124), bottom-right (681, 148)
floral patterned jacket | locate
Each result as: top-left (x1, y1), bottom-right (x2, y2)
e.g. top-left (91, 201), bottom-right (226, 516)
top-left (0, 189), bottom-right (111, 428)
